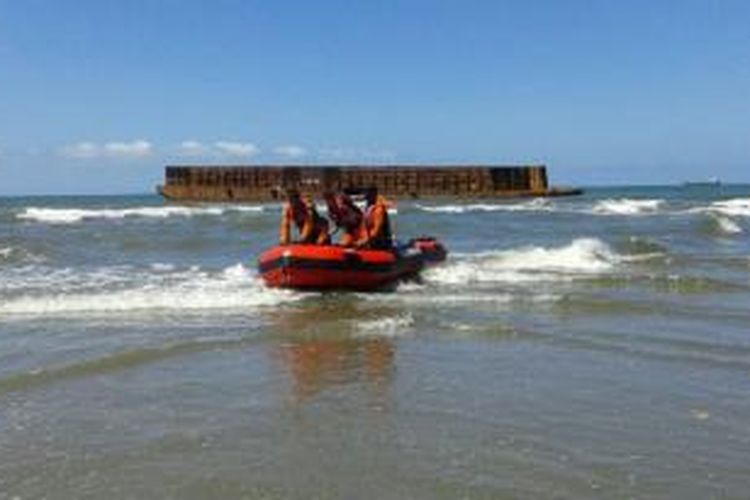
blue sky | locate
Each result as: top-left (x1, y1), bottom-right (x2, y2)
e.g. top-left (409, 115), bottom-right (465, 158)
top-left (1, 0), bottom-right (748, 194)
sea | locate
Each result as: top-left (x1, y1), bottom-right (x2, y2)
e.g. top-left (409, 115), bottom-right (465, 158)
top-left (1, 185), bottom-right (749, 499)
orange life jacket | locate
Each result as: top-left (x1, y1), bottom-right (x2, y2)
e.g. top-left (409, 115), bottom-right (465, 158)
top-left (364, 202), bottom-right (393, 249)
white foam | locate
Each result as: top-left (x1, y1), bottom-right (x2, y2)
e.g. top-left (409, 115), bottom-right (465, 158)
top-left (369, 291), bottom-right (561, 306)
top-left (16, 205), bottom-right (265, 224)
top-left (425, 238), bottom-right (619, 285)
top-left (354, 312), bottom-right (414, 337)
top-left (705, 198), bottom-right (750, 218)
top-left (393, 281), bottom-right (425, 293)
top-left (713, 215), bottom-right (743, 235)
top-left (687, 199), bottom-right (750, 231)
top-left (150, 262), bottom-right (176, 271)
top-left (416, 198), bottom-right (552, 214)
top-left (592, 199), bottom-right (664, 215)
top-left (0, 263), bottom-right (298, 316)
top-left (0, 246), bottom-right (45, 264)
top-left (618, 252), bottom-right (666, 263)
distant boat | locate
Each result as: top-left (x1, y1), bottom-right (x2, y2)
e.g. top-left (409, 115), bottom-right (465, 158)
top-left (683, 177), bottom-right (721, 187)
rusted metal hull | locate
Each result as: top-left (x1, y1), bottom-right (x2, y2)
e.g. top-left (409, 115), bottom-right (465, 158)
top-left (157, 165), bottom-right (581, 201)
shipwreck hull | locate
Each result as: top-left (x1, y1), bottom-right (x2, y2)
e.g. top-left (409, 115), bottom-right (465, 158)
top-left (157, 165), bottom-right (581, 201)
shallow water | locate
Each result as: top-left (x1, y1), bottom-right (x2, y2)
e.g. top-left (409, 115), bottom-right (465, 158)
top-left (1, 185), bottom-right (750, 498)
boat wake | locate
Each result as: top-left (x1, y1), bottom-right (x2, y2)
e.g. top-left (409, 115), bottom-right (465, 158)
top-left (0, 263), bottom-right (297, 316)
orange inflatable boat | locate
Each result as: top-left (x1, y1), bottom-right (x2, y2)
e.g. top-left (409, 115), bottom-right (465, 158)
top-left (257, 237), bottom-right (447, 290)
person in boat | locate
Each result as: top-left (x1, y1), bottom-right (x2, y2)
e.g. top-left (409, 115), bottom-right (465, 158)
top-left (279, 190), bottom-right (331, 245)
top-left (356, 187), bottom-right (393, 250)
top-left (323, 190), bottom-right (366, 247)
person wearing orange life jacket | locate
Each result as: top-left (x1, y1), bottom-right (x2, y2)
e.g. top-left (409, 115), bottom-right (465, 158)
top-left (279, 190), bottom-right (330, 245)
top-left (323, 190), bottom-right (366, 247)
top-left (356, 187), bottom-right (393, 250)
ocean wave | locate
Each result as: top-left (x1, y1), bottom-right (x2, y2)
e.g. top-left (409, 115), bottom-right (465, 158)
top-left (699, 198), bottom-right (750, 218)
top-left (0, 263), bottom-right (297, 316)
top-left (16, 205), bottom-right (265, 224)
top-left (687, 199), bottom-right (748, 235)
top-left (424, 238), bottom-right (621, 285)
top-left (591, 198), bottom-right (664, 215)
top-left (615, 237), bottom-right (669, 262)
top-left (0, 246), bottom-right (45, 265)
top-left (711, 214), bottom-right (743, 235)
top-left (416, 198), bottom-right (552, 214)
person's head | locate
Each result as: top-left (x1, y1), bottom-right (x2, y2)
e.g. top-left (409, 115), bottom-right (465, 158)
top-left (286, 189), bottom-right (305, 209)
top-left (286, 188), bottom-right (300, 201)
top-left (302, 193), bottom-right (315, 209)
top-left (364, 186), bottom-right (378, 205)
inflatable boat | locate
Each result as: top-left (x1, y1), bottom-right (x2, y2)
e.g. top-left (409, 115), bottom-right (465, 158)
top-left (257, 237), bottom-right (447, 291)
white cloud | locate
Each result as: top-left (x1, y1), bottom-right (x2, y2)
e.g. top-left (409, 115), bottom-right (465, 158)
top-left (59, 139), bottom-right (153, 159)
top-left (273, 145), bottom-right (307, 159)
top-left (215, 141), bottom-right (260, 157)
top-left (176, 140), bottom-right (209, 157)
top-left (103, 140), bottom-right (152, 157)
top-left (60, 141), bottom-right (100, 159)
top-left (174, 140), bottom-right (261, 158)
